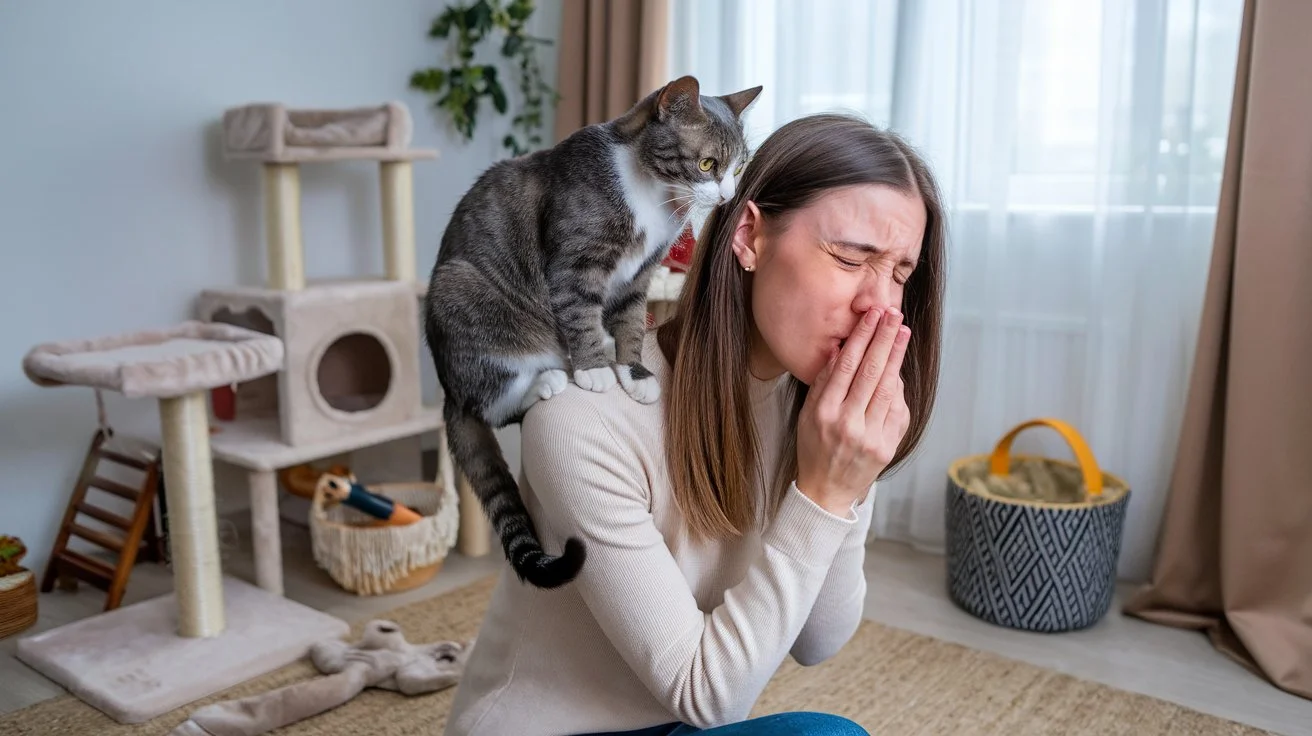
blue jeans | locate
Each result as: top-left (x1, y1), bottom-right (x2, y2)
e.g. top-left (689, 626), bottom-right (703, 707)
top-left (579, 712), bottom-right (869, 735)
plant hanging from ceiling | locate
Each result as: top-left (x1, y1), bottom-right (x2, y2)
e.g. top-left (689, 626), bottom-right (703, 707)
top-left (410, 0), bottom-right (559, 157)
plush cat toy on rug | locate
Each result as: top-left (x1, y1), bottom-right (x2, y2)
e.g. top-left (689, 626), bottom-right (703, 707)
top-left (170, 620), bottom-right (473, 736)
top-left (423, 75), bottom-right (761, 589)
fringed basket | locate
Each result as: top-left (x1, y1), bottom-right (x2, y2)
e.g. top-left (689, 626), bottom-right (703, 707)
top-left (946, 418), bottom-right (1131, 633)
top-left (310, 429), bottom-right (460, 596)
top-left (0, 569), bottom-right (38, 639)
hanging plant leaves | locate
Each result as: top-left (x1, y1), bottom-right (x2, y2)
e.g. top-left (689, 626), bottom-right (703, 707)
top-left (412, 0), bottom-right (558, 155)
top-left (409, 68), bottom-right (447, 92)
top-left (502, 33), bottom-right (522, 58)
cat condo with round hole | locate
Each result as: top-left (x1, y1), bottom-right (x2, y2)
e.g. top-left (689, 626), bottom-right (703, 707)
top-left (195, 279), bottom-right (421, 447)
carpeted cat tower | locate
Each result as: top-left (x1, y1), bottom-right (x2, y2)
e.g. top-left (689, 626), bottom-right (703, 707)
top-left (13, 101), bottom-right (473, 724)
top-left (203, 101), bottom-right (435, 445)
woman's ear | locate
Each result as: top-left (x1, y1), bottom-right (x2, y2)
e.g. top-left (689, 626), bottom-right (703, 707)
top-left (731, 200), bottom-right (763, 271)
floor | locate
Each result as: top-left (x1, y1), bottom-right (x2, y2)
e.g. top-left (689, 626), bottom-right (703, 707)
top-left (861, 540), bottom-right (1312, 735)
top-left (2, 516), bottom-right (1309, 735)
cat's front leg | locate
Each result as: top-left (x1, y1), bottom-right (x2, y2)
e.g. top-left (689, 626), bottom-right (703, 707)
top-left (604, 273), bottom-right (661, 405)
top-left (550, 277), bottom-right (618, 394)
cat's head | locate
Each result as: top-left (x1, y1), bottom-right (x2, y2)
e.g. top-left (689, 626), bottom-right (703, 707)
top-left (625, 76), bottom-right (762, 212)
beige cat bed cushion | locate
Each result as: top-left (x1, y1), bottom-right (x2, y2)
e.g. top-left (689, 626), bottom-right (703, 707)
top-left (22, 321), bottom-right (283, 400)
top-left (222, 102), bottom-right (434, 163)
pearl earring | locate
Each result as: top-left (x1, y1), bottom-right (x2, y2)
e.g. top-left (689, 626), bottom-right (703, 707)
top-left (744, 264), bottom-right (754, 272)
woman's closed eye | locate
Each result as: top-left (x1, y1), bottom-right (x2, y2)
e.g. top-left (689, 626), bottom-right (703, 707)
top-left (831, 252), bottom-right (914, 285)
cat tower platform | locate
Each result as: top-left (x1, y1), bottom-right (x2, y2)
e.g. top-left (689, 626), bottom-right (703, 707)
top-left (18, 321), bottom-right (350, 724)
top-left (221, 101), bottom-right (438, 292)
top-left (221, 102), bottom-right (438, 163)
top-left (196, 279), bottom-right (424, 447)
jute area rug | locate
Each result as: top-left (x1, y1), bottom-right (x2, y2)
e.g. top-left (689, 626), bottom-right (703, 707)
top-left (0, 575), bottom-right (1272, 735)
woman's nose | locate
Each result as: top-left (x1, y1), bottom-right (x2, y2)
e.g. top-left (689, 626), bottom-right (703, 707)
top-left (851, 273), bottom-right (896, 314)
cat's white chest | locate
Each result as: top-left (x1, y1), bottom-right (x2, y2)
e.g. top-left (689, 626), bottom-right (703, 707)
top-left (609, 147), bottom-right (682, 299)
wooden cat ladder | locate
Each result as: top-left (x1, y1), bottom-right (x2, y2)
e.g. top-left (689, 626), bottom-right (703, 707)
top-left (40, 428), bottom-right (164, 611)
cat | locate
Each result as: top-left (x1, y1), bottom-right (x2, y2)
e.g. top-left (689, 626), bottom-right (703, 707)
top-left (423, 75), bottom-right (761, 589)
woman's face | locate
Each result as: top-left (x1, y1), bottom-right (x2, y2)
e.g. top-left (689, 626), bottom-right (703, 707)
top-left (733, 183), bottom-right (926, 384)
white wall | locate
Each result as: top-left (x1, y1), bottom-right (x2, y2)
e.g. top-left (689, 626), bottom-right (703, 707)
top-left (0, 1), bottom-right (561, 577)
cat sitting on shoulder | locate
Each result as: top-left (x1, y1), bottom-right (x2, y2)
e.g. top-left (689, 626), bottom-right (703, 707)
top-left (423, 75), bottom-right (762, 590)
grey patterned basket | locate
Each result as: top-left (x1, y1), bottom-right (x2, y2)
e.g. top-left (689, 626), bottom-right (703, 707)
top-left (945, 418), bottom-right (1130, 633)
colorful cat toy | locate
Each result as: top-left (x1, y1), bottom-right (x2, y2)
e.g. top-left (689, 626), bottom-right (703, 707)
top-left (316, 473), bottom-right (422, 526)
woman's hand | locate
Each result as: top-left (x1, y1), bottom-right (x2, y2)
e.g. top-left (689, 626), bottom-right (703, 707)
top-left (796, 307), bottom-right (912, 516)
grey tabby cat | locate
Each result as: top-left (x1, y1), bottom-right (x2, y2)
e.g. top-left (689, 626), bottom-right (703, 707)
top-left (423, 75), bottom-right (761, 589)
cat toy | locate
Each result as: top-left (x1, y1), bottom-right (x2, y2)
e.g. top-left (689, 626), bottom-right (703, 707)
top-left (279, 461), bottom-right (352, 499)
top-left (316, 472), bottom-right (422, 526)
top-left (171, 619), bottom-right (472, 735)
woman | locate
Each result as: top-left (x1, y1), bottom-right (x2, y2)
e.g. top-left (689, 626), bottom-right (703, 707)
top-left (445, 113), bottom-right (946, 736)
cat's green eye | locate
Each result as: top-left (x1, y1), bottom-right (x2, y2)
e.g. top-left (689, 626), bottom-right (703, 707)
top-left (698, 158), bottom-right (716, 172)
top-left (734, 161), bottom-right (745, 175)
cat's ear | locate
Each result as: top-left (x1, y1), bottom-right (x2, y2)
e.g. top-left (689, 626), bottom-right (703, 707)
top-left (720, 86), bottom-right (763, 118)
top-left (656, 75), bottom-right (703, 121)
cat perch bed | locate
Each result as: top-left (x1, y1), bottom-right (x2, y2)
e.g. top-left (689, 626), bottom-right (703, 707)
top-left (23, 321), bottom-right (283, 401)
top-left (221, 102), bottom-right (439, 291)
top-left (18, 321), bottom-right (349, 724)
top-left (221, 102), bottom-right (435, 163)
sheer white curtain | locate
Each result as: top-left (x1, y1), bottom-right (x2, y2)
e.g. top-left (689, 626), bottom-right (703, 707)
top-left (668, 0), bottom-right (1245, 581)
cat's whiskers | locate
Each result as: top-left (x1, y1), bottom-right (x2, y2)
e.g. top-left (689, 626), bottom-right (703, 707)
top-left (660, 190), bottom-right (694, 208)
top-left (660, 189), bottom-right (699, 223)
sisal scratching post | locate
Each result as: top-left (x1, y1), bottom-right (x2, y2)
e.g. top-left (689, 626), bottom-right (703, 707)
top-left (456, 472), bottom-right (491, 557)
top-left (264, 163), bottom-right (305, 290)
top-left (19, 322), bottom-right (350, 724)
top-left (380, 160), bottom-right (416, 283)
top-left (158, 392), bottom-right (226, 637)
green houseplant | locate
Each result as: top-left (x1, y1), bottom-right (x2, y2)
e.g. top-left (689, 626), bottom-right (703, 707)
top-left (410, 0), bottom-right (559, 157)
top-left (0, 535), bottom-right (27, 576)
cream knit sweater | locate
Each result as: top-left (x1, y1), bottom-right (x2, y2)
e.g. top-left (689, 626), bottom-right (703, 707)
top-left (445, 332), bottom-right (875, 736)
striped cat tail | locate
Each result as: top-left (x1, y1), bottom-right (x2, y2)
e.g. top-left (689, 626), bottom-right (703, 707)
top-left (442, 402), bottom-right (586, 588)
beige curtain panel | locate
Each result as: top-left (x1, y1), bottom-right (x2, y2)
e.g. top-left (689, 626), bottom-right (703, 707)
top-left (553, 0), bottom-right (670, 141)
top-left (1123, 0), bottom-right (1312, 701)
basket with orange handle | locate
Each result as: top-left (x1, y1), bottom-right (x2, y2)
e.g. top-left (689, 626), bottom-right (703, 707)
top-left (945, 418), bottom-right (1131, 632)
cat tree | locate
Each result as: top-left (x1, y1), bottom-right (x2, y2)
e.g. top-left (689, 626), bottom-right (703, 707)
top-left (18, 322), bottom-right (352, 725)
top-left (13, 101), bottom-right (475, 724)
top-left (201, 101), bottom-right (489, 593)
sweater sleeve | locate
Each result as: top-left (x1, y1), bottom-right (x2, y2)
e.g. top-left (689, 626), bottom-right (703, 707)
top-left (520, 393), bottom-right (859, 729)
top-left (788, 486), bottom-right (875, 665)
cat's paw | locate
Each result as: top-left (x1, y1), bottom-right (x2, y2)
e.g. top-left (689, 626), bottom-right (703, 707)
top-left (615, 363), bottom-right (661, 404)
top-left (533, 369), bottom-right (569, 401)
top-left (574, 366), bottom-right (617, 393)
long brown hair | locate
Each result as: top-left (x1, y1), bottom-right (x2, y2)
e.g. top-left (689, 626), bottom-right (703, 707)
top-left (656, 113), bottom-right (947, 541)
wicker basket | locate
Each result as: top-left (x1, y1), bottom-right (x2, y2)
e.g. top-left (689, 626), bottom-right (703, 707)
top-left (309, 430), bottom-right (460, 596)
top-left (946, 418), bottom-right (1131, 633)
top-left (0, 569), bottom-right (38, 639)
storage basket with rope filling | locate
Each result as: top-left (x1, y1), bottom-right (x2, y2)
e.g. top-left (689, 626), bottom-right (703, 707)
top-left (945, 418), bottom-right (1131, 633)
top-left (309, 431), bottom-right (460, 596)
